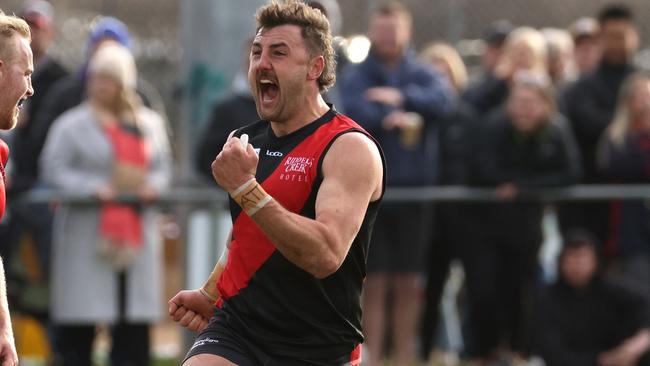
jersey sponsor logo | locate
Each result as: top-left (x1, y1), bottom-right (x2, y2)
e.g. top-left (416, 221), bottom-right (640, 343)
top-left (265, 150), bottom-right (283, 157)
top-left (284, 156), bottom-right (314, 173)
top-left (279, 155), bottom-right (314, 183)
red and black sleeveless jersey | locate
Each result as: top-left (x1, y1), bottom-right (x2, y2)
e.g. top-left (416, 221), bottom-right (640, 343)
top-left (215, 108), bottom-right (386, 359)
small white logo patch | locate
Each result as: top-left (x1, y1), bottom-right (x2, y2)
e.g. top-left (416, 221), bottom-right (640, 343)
top-left (266, 150), bottom-right (283, 157)
top-left (190, 337), bottom-right (220, 350)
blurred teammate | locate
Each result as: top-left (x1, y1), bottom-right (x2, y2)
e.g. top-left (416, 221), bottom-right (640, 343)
top-left (0, 9), bottom-right (34, 366)
top-left (169, 2), bottom-right (385, 365)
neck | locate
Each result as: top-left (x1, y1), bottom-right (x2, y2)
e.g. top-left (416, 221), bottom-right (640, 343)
top-left (270, 92), bottom-right (330, 137)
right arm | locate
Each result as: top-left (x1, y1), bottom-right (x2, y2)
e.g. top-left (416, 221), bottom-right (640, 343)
top-left (168, 233), bottom-right (231, 332)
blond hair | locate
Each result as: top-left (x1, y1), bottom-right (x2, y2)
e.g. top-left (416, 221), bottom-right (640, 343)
top-left (604, 73), bottom-right (650, 148)
top-left (0, 9), bottom-right (31, 61)
top-left (256, 0), bottom-right (335, 92)
top-left (419, 42), bottom-right (468, 92)
top-left (504, 26), bottom-right (548, 74)
top-left (88, 43), bottom-right (142, 126)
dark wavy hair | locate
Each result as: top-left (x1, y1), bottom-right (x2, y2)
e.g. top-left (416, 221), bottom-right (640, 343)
top-left (255, 0), bottom-right (336, 92)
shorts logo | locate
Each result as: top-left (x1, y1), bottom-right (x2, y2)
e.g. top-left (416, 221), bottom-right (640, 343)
top-left (190, 337), bottom-right (219, 350)
top-left (280, 156), bottom-right (314, 183)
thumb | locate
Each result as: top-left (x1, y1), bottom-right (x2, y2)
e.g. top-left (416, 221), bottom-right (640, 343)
top-left (169, 292), bottom-right (185, 313)
top-left (246, 141), bottom-right (256, 155)
top-left (168, 301), bottom-right (178, 315)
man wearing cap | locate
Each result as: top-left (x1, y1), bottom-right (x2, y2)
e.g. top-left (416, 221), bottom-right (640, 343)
top-left (462, 19), bottom-right (514, 114)
top-left (569, 17), bottom-right (602, 76)
top-left (559, 4), bottom-right (639, 249)
top-left (0, 8), bottom-right (35, 366)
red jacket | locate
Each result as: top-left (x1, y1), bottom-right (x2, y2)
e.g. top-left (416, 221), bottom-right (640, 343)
top-left (0, 139), bottom-right (8, 220)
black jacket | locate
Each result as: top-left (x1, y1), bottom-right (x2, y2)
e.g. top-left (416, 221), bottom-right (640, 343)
top-left (561, 62), bottom-right (635, 183)
top-left (533, 278), bottom-right (650, 366)
top-left (195, 93), bottom-right (259, 181)
top-left (437, 101), bottom-right (477, 185)
top-left (8, 57), bottom-right (68, 194)
top-left (469, 111), bottom-right (581, 228)
top-left (462, 73), bottom-right (509, 116)
top-left (600, 132), bottom-right (650, 257)
top-left (471, 111), bottom-right (581, 189)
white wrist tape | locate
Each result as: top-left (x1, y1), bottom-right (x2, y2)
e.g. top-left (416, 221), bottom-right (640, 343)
top-left (230, 178), bottom-right (255, 198)
top-left (246, 195), bottom-right (273, 216)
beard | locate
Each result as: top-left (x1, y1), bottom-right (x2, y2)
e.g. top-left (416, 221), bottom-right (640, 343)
top-left (0, 106), bottom-right (18, 131)
top-left (253, 78), bottom-right (303, 123)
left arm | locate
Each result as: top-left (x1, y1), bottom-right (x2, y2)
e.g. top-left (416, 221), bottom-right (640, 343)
top-left (213, 133), bottom-right (383, 278)
top-left (400, 67), bottom-right (453, 121)
top-left (366, 68), bottom-right (453, 123)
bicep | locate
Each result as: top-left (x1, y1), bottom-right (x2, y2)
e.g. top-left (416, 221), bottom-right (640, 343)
top-left (314, 133), bottom-right (382, 254)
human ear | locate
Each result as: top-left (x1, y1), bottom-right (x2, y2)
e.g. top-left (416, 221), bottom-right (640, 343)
top-left (307, 55), bottom-right (324, 82)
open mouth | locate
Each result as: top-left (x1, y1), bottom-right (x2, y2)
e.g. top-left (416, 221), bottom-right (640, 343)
top-left (259, 78), bottom-right (279, 104)
top-left (17, 98), bottom-right (26, 109)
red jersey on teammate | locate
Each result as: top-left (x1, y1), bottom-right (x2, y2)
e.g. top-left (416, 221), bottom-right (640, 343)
top-left (0, 139), bottom-right (8, 220)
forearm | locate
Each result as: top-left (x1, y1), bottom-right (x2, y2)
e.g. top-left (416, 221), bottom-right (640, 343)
top-left (200, 263), bottom-right (223, 302)
top-left (251, 199), bottom-right (340, 278)
top-left (200, 245), bottom-right (229, 302)
top-left (231, 178), bottom-right (340, 278)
